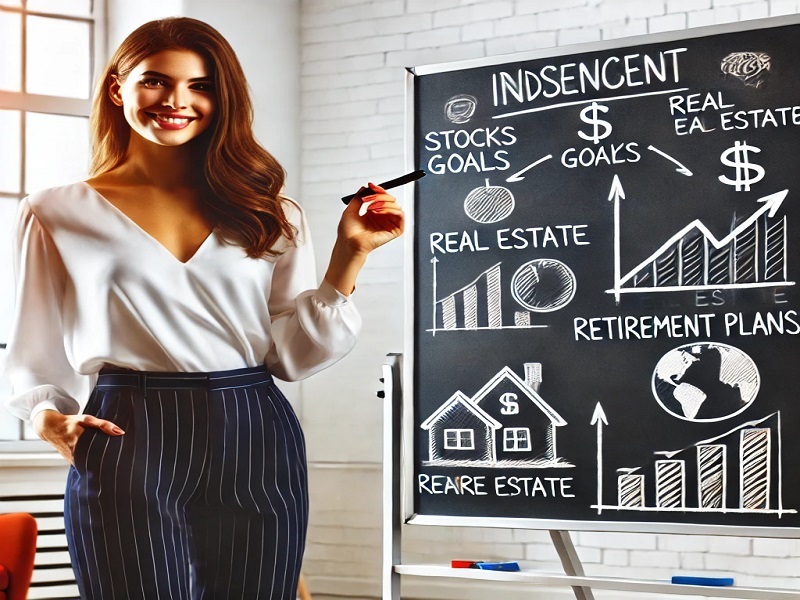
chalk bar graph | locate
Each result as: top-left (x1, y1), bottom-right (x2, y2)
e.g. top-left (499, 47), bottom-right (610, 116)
top-left (598, 413), bottom-right (794, 515)
top-left (609, 189), bottom-right (794, 295)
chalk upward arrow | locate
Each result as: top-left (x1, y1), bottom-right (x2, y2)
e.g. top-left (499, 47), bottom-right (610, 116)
top-left (506, 154), bottom-right (552, 183)
top-left (647, 144), bottom-right (693, 176)
top-left (608, 174), bottom-right (625, 305)
top-left (431, 257), bottom-right (439, 336)
top-left (617, 188), bottom-right (789, 289)
top-left (591, 402), bottom-right (609, 515)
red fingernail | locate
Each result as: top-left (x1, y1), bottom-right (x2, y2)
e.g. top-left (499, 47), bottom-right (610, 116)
top-left (112, 426), bottom-right (124, 435)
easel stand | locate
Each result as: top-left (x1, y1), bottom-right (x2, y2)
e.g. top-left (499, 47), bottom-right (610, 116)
top-left (381, 354), bottom-right (800, 600)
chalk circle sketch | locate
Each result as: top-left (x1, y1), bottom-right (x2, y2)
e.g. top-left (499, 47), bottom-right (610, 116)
top-left (652, 342), bottom-right (760, 422)
top-left (721, 51), bottom-right (770, 88)
top-left (444, 94), bottom-right (477, 123)
top-left (511, 259), bottom-right (576, 312)
top-left (463, 179), bottom-right (515, 223)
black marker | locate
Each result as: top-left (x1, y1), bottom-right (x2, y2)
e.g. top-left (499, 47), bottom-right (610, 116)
top-left (341, 169), bottom-right (426, 204)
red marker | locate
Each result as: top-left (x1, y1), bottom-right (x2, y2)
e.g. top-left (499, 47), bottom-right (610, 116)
top-left (451, 560), bottom-right (481, 568)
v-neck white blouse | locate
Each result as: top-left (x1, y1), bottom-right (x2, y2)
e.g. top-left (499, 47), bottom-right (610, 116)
top-left (3, 182), bottom-right (361, 422)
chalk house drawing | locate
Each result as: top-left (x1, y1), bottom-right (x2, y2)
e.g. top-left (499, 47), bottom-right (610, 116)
top-left (511, 259), bottom-right (576, 312)
top-left (721, 51), bottom-right (771, 88)
top-left (445, 94), bottom-right (477, 124)
top-left (606, 188), bottom-right (794, 299)
top-left (421, 363), bottom-right (574, 468)
top-left (652, 342), bottom-right (760, 422)
top-left (463, 179), bottom-right (515, 223)
top-left (593, 411), bottom-right (795, 516)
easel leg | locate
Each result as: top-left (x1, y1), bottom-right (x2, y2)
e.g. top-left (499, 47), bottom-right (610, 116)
top-left (549, 530), bottom-right (595, 600)
top-left (383, 357), bottom-right (403, 600)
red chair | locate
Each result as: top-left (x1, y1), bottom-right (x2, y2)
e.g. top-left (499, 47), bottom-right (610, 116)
top-left (0, 513), bottom-right (37, 600)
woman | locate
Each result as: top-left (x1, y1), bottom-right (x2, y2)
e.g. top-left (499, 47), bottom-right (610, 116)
top-left (3, 17), bottom-right (403, 600)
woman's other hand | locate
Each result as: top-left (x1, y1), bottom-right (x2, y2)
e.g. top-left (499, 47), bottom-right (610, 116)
top-left (32, 410), bottom-right (124, 466)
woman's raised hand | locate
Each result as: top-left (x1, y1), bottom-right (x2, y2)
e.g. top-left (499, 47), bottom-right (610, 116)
top-left (338, 182), bottom-right (405, 255)
top-left (324, 182), bottom-right (405, 295)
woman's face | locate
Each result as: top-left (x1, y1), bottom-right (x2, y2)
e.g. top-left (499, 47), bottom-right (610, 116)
top-left (109, 49), bottom-right (216, 147)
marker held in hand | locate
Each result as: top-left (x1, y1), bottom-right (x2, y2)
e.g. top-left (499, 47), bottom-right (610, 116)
top-left (341, 169), bottom-right (426, 204)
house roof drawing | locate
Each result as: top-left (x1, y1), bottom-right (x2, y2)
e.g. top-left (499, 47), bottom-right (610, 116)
top-left (420, 390), bottom-right (502, 431)
top-left (421, 365), bottom-right (567, 431)
top-left (471, 366), bottom-right (567, 427)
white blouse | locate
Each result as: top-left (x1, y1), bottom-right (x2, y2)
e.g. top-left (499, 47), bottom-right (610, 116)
top-left (3, 182), bottom-right (361, 422)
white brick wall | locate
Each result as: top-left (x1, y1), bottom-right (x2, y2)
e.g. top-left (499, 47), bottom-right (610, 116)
top-left (298, 1), bottom-right (800, 598)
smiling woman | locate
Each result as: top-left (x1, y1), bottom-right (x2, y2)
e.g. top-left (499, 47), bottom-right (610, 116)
top-left (88, 48), bottom-right (220, 263)
top-left (2, 16), bottom-right (404, 600)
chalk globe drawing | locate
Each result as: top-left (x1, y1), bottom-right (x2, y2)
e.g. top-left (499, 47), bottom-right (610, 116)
top-left (510, 259), bottom-right (576, 312)
top-left (652, 342), bottom-right (760, 422)
top-left (445, 94), bottom-right (477, 123)
top-left (464, 179), bottom-right (515, 223)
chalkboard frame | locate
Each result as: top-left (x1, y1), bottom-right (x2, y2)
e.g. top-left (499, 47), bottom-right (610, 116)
top-left (403, 13), bottom-right (800, 537)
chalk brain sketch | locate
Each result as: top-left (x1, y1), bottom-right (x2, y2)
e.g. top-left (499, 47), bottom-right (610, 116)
top-left (652, 342), bottom-right (760, 422)
top-left (720, 51), bottom-right (770, 88)
top-left (444, 94), bottom-right (477, 123)
top-left (463, 179), bottom-right (515, 223)
top-left (510, 259), bottom-right (576, 312)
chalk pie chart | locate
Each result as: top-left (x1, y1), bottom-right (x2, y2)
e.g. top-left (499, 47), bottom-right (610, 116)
top-left (510, 259), bottom-right (576, 312)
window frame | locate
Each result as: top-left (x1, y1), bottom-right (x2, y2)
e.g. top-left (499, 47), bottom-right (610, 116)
top-left (503, 427), bottom-right (532, 452)
top-left (0, 0), bottom-right (105, 449)
top-left (443, 428), bottom-right (475, 450)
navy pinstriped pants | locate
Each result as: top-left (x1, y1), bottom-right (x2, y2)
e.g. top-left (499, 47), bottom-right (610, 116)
top-left (64, 366), bottom-right (308, 600)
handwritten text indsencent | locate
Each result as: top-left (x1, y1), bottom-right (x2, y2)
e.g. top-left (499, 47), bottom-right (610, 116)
top-left (492, 48), bottom-right (687, 107)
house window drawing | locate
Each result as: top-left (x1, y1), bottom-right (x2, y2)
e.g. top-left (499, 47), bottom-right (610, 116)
top-left (420, 363), bottom-right (574, 468)
top-left (444, 429), bottom-right (475, 450)
top-left (504, 428), bottom-right (532, 451)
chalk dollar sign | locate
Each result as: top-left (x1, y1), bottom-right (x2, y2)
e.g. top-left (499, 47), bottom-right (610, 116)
top-left (578, 102), bottom-right (612, 145)
top-left (499, 392), bottom-right (519, 415)
top-left (719, 140), bottom-right (765, 192)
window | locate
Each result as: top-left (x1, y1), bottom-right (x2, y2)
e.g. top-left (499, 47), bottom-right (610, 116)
top-left (443, 428), bottom-right (474, 450)
top-left (0, 0), bottom-right (103, 446)
top-left (503, 427), bottom-right (531, 452)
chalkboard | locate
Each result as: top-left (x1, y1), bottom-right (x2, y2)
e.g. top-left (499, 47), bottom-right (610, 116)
top-left (407, 15), bottom-right (800, 535)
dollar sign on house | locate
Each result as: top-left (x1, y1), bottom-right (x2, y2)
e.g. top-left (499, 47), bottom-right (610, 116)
top-left (578, 102), bottom-right (613, 145)
top-left (719, 140), bottom-right (765, 192)
top-left (499, 392), bottom-right (519, 415)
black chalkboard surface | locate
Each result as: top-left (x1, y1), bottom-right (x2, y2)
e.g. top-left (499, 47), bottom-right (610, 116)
top-left (408, 15), bottom-right (800, 534)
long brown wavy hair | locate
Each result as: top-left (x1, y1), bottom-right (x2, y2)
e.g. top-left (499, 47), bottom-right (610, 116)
top-left (90, 17), bottom-right (296, 257)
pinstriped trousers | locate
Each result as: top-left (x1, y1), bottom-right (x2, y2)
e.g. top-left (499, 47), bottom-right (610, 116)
top-left (64, 366), bottom-right (308, 600)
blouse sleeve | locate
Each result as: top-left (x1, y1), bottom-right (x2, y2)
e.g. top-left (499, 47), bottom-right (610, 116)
top-left (265, 201), bottom-right (362, 381)
top-left (3, 199), bottom-right (86, 422)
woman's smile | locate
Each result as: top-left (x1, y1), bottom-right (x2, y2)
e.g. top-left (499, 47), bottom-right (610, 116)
top-left (146, 111), bottom-right (196, 129)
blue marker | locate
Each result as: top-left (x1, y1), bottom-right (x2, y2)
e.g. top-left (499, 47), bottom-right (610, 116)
top-left (671, 576), bottom-right (734, 587)
top-left (475, 561), bottom-right (521, 572)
